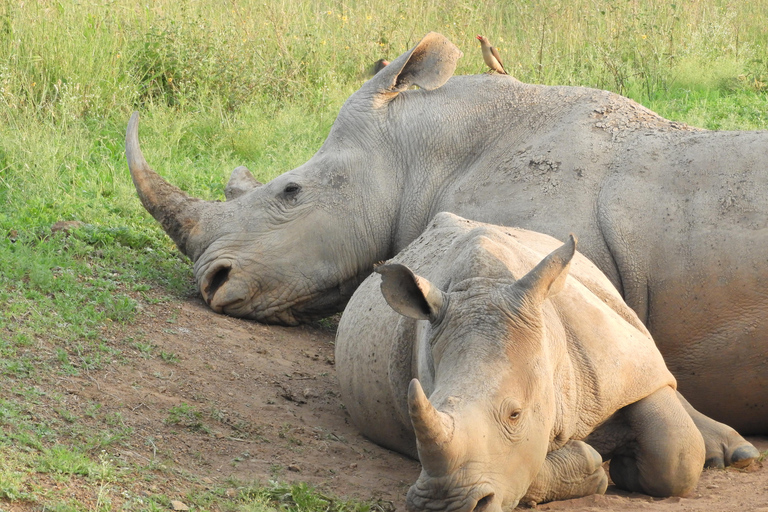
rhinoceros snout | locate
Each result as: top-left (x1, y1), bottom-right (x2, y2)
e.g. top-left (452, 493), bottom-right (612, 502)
top-left (406, 482), bottom-right (503, 512)
top-left (202, 263), bottom-right (230, 299)
top-left (472, 494), bottom-right (497, 512)
top-left (201, 262), bottom-right (251, 314)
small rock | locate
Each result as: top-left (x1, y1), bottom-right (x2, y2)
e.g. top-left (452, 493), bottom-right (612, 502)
top-left (170, 500), bottom-right (189, 511)
top-left (288, 464), bottom-right (301, 472)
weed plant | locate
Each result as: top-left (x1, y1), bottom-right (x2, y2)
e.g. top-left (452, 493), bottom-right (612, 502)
top-left (0, 0), bottom-right (766, 510)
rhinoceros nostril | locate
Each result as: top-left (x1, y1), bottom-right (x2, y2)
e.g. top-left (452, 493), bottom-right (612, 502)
top-left (473, 494), bottom-right (494, 512)
top-left (205, 265), bottom-right (231, 300)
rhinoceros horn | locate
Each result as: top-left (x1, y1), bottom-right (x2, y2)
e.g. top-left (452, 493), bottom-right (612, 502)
top-left (514, 234), bottom-right (577, 303)
top-left (126, 112), bottom-right (217, 259)
top-left (408, 378), bottom-right (457, 473)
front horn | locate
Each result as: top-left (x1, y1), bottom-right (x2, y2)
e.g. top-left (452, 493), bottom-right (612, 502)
top-left (409, 378), bottom-right (455, 442)
top-left (408, 379), bottom-right (459, 475)
top-left (126, 112), bottom-right (214, 259)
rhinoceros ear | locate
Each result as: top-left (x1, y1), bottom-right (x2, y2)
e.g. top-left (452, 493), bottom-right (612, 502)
top-left (224, 166), bottom-right (263, 201)
top-left (366, 32), bottom-right (462, 102)
top-left (514, 235), bottom-right (577, 304)
top-left (375, 263), bottom-right (446, 322)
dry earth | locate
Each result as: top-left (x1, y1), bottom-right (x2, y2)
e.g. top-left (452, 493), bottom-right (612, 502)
top-left (12, 297), bottom-right (767, 511)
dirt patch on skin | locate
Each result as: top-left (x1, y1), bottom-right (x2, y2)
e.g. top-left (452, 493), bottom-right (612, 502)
top-left (33, 297), bottom-right (768, 511)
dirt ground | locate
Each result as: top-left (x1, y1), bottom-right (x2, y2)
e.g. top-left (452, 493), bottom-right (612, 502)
top-left (45, 297), bottom-right (768, 511)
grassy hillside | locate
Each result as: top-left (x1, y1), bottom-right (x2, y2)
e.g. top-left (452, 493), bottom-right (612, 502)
top-left (0, 0), bottom-right (766, 510)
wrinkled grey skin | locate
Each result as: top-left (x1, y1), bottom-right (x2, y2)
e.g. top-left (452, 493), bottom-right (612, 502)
top-left (127, 32), bottom-right (768, 434)
top-left (336, 213), bottom-right (709, 511)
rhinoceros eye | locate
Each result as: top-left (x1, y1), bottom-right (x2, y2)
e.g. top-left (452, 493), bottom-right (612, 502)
top-left (500, 398), bottom-right (523, 433)
top-left (283, 182), bottom-right (301, 198)
top-left (500, 400), bottom-right (524, 439)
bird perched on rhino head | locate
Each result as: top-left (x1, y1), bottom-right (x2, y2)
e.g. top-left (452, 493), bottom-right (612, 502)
top-left (476, 34), bottom-right (507, 75)
top-left (367, 58), bottom-right (390, 77)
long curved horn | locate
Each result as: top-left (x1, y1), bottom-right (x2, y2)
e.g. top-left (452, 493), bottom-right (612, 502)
top-left (408, 379), bottom-right (453, 447)
top-left (126, 112), bottom-right (212, 258)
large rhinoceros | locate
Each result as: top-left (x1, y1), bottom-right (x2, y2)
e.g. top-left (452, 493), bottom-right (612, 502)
top-left (336, 212), bottom-right (716, 510)
top-left (126, 32), bottom-right (768, 435)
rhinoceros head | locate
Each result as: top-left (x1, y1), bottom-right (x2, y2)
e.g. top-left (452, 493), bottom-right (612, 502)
top-left (125, 33), bottom-right (463, 325)
top-left (376, 236), bottom-right (576, 511)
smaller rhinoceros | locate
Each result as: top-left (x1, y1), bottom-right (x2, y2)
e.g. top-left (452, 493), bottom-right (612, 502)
top-left (336, 212), bottom-right (709, 511)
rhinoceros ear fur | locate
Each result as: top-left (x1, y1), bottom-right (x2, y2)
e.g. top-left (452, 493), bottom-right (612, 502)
top-left (367, 32), bottom-right (463, 103)
top-left (514, 234), bottom-right (577, 305)
top-left (375, 263), bottom-right (446, 322)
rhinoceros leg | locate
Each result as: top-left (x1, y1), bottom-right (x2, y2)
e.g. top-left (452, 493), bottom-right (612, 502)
top-left (676, 391), bottom-right (760, 469)
top-left (522, 440), bottom-right (608, 505)
top-left (607, 386), bottom-right (705, 497)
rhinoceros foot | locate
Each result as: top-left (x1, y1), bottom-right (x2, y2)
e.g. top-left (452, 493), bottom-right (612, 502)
top-left (676, 392), bottom-right (760, 469)
top-left (523, 440), bottom-right (608, 505)
top-left (704, 439), bottom-right (760, 469)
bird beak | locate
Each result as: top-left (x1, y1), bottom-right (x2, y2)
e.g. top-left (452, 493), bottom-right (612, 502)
top-left (476, 35), bottom-right (482, 40)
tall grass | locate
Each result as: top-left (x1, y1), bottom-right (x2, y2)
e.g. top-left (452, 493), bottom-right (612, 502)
top-left (0, 1), bottom-right (766, 217)
top-left (1, 0), bottom-right (766, 218)
top-left (0, 0), bottom-right (766, 509)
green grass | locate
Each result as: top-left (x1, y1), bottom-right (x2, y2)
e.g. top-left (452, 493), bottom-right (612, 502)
top-left (165, 403), bottom-right (206, 433)
top-left (0, 0), bottom-right (766, 509)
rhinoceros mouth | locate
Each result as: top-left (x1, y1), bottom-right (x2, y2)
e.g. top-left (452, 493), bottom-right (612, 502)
top-left (194, 248), bottom-right (369, 325)
top-left (198, 279), bottom-right (347, 326)
top-left (256, 268), bottom-right (368, 325)
top-left (257, 282), bottom-right (350, 325)
top-left (406, 480), bottom-right (500, 512)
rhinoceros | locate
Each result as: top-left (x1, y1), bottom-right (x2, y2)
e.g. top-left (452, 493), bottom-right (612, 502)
top-left (336, 212), bottom-right (718, 510)
top-left (125, 32), bottom-right (768, 437)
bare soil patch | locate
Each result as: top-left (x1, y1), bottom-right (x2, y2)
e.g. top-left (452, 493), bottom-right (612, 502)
top-left (24, 297), bottom-right (768, 511)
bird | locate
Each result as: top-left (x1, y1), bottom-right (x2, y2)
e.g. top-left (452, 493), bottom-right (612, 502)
top-left (368, 58), bottom-right (390, 77)
top-left (476, 35), bottom-right (507, 75)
